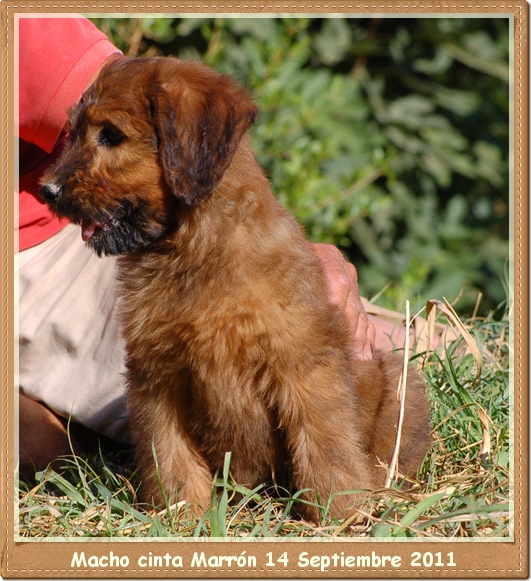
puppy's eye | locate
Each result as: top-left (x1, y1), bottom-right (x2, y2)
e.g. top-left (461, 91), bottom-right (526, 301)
top-left (99, 127), bottom-right (126, 147)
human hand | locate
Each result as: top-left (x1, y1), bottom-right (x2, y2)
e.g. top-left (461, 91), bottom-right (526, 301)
top-left (312, 243), bottom-right (375, 361)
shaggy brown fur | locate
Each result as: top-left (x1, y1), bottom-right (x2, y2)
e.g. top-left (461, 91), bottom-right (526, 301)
top-left (40, 56), bottom-right (430, 521)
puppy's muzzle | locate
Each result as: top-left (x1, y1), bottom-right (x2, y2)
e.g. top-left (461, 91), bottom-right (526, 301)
top-left (39, 183), bottom-right (63, 203)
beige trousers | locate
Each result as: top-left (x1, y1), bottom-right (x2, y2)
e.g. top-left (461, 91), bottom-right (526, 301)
top-left (17, 224), bottom-right (130, 443)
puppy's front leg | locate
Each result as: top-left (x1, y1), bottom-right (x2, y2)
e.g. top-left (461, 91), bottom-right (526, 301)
top-left (278, 366), bottom-right (374, 522)
top-left (127, 389), bottom-right (213, 514)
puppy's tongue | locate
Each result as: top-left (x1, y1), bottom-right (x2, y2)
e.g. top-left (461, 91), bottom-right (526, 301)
top-left (81, 220), bottom-right (96, 241)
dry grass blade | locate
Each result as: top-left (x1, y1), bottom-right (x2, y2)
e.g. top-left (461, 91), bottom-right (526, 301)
top-left (420, 299), bottom-right (438, 367)
top-left (432, 402), bottom-right (479, 433)
top-left (154, 501), bottom-right (187, 518)
top-left (426, 298), bottom-right (483, 384)
top-left (471, 291), bottom-right (483, 320)
top-left (330, 507), bottom-right (370, 536)
top-left (385, 300), bottom-right (410, 488)
top-left (116, 472), bottom-right (138, 503)
top-left (476, 406), bottom-right (492, 461)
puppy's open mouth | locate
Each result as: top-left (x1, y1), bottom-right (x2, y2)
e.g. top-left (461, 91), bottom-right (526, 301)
top-left (75, 203), bottom-right (167, 257)
top-left (81, 217), bottom-right (119, 241)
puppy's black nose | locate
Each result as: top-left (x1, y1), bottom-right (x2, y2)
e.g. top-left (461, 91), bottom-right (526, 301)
top-left (39, 183), bottom-right (63, 202)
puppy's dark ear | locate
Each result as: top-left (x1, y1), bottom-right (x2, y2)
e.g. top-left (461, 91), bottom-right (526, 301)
top-left (149, 61), bottom-right (258, 206)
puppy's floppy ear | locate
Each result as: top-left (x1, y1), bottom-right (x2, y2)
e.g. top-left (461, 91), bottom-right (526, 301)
top-left (149, 61), bottom-right (258, 206)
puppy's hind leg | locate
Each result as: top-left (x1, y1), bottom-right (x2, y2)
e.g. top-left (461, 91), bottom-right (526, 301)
top-left (354, 351), bottom-right (431, 486)
top-left (127, 389), bottom-right (213, 515)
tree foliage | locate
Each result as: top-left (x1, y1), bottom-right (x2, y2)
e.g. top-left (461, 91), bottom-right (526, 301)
top-left (91, 16), bottom-right (510, 316)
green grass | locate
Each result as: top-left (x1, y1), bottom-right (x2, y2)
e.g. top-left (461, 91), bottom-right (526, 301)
top-left (17, 308), bottom-right (510, 538)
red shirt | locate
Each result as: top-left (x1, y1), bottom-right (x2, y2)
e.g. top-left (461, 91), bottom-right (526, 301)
top-left (18, 17), bottom-right (121, 251)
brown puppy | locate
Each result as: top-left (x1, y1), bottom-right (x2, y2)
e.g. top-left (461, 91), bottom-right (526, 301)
top-left (40, 57), bottom-right (430, 521)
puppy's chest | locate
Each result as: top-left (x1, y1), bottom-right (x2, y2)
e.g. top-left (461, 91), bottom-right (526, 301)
top-left (119, 253), bottom-right (284, 356)
top-left (118, 250), bottom-right (333, 400)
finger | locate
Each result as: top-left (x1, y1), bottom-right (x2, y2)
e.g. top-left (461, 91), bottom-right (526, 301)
top-left (365, 318), bottom-right (376, 360)
top-left (347, 299), bottom-right (370, 361)
top-left (311, 243), bottom-right (373, 361)
top-left (311, 243), bottom-right (351, 308)
top-left (342, 262), bottom-right (373, 360)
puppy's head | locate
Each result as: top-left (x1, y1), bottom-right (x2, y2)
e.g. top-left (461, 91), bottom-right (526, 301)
top-left (39, 57), bottom-right (258, 256)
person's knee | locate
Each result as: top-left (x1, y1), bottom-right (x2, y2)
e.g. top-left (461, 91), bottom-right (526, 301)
top-left (19, 393), bottom-right (72, 478)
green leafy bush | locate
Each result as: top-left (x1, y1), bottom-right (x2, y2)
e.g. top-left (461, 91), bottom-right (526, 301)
top-left (90, 17), bottom-right (510, 316)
